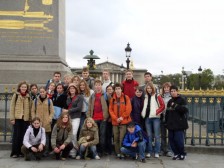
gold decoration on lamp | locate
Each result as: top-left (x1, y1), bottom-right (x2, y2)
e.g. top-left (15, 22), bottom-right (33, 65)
top-left (42, 0), bottom-right (53, 5)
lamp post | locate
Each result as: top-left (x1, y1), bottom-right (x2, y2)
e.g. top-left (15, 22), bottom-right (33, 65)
top-left (125, 43), bottom-right (132, 70)
top-left (181, 67), bottom-right (187, 90)
top-left (198, 66), bottom-right (202, 89)
top-left (120, 63), bottom-right (125, 82)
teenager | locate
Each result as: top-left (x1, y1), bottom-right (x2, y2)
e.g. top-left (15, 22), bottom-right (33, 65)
top-left (109, 83), bottom-right (132, 158)
top-left (160, 82), bottom-right (173, 157)
top-left (141, 82), bottom-right (165, 158)
top-left (52, 83), bottom-right (67, 129)
top-left (81, 67), bottom-right (95, 90)
top-left (30, 84), bottom-right (39, 101)
top-left (31, 86), bottom-right (54, 156)
top-left (63, 83), bottom-right (83, 158)
top-left (51, 112), bottom-right (73, 160)
top-left (165, 85), bottom-right (189, 160)
top-left (130, 87), bottom-right (144, 128)
top-left (45, 71), bottom-right (63, 90)
top-left (121, 122), bottom-right (147, 163)
top-left (21, 117), bottom-right (46, 161)
top-left (10, 81), bottom-right (31, 158)
top-left (87, 79), bottom-right (109, 156)
top-left (122, 70), bottom-right (139, 99)
top-left (102, 69), bottom-right (113, 93)
top-left (76, 118), bottom-right (100, 160)
top-left (78, 79), bottom-right (94, 132)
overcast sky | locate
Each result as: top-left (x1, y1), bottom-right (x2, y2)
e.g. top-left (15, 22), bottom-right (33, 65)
top-left (65, 0), bottom-right (224, 75)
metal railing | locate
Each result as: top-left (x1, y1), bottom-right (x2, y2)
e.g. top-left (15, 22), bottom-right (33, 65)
top-left (0, 92), bottom-right (224, 146)
top-left (0, 93), bottom-right (13, 142)
top-left (183, 96), bottom-right (224, 146)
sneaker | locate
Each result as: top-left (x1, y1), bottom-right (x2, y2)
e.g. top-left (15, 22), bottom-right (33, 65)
top-left (11, 155), bottom-right (18, 158)
top-left (141, 158), bottom-right (146, 163)
top-left (166, 151), bottom-right (173, 157)
top-left (145, 153), bottom-right (151, 158)
top-left (76, 155), bottom-right (81, 160)
top-left (116, 154), bottom-right (121, 158)
top-left (24, 154), bottom-right (31, 161)
top-left (61, 157), bottom-right (66, 161)
top-left (179, 155), bottom-right (186, 160)
top-left (70, 155), bottom-right (76, 159)
top-left (155, 153), bottom-right (159, 158)
top-left (95, 155), bottom-right (100, 160)
top-left (172, 155), bottom-right (179, 160)
top-left (120, 154), bottom-right (125, 159)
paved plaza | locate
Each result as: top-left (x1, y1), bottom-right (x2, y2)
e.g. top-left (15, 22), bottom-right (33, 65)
top-left (0, 150), bottom-right (223, 168)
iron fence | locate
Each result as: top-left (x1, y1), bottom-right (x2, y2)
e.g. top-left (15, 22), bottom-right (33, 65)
top-left (0, 92), bottom-right (224, 146)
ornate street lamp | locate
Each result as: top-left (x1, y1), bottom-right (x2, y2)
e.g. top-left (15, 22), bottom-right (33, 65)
top-left (125, 43), bottom-right (132, 70)
top-left (198, 66), bottom-right (202, 89)
top-left (120, 63), bottom-right (125, 81)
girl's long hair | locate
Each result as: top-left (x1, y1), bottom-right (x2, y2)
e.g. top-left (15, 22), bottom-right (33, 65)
top-left (79, 79), bottom-right (91, 97)
top-left (56, 112), bottom-right (72, 131)
top-left (145, 82), bottom-right (156, 95)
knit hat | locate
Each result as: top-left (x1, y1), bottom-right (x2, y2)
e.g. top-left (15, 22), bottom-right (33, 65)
top-left (67, 83), bottom-right (77, 90)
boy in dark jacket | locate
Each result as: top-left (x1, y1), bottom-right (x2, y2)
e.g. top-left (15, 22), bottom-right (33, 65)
top-left (165, 85), bottom-right (188, 160)
top-left (120, 122), bottom-right (147, 163)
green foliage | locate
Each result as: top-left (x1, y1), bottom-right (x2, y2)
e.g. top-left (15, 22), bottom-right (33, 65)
top-left (154, 68), bottom-right (215, 90)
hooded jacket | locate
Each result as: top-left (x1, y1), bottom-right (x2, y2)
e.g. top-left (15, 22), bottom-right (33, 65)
top-left (78, 119), bottom-right (99, 146)
top-left (109, 93), bottom-right (132, 126)
top-left (165, 95), bottom-right (189, 131)
top-left (122, 125), bottom-right (147, 147)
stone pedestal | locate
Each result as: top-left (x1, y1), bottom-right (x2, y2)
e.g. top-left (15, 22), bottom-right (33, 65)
top-left (0, 0), bottom-right (70, 90)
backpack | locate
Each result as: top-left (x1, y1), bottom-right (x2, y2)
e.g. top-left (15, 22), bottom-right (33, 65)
top-left (112, 94), bottom-right (127, 105)
top-left (14, 93), bottom-right (30, 107)
top-left (34, 98), bottom-right (51, 115)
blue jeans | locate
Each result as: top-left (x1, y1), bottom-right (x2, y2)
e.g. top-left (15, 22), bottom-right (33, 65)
top-left (145, 118), bottom-right (160, 154)
top-left (79, 145), bottom-right (98, 158)
top-left (121, 141), bottom-right (146, 159)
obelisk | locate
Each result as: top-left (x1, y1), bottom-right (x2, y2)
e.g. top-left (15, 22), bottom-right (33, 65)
top-left (0, 0), bottom-right (70, 89)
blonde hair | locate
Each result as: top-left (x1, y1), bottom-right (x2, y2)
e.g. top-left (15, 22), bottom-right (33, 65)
top-left (79, 79), bottom-right (91, 97)
top-left (145, 82), bottom-right (156, 95)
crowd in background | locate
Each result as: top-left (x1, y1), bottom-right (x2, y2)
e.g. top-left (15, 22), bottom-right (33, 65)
top-left (9, 67), bottom-right (189, 163)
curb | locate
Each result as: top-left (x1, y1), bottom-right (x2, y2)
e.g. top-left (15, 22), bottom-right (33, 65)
top-left (185, 145), bottom-right (224, 154)
top-left (1, 142), bottom-right (224, 154)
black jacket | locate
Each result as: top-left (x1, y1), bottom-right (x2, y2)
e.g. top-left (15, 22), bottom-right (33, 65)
top-left (165, 95), bottom-right (188, 131)
top-left (52, 93), bottom-right (67, 109)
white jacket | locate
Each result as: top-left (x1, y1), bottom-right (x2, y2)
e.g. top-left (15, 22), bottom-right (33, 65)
top-left (23, 125), bottom-right (46, 148)
top-left (141, 94), bottom-right (165, 119)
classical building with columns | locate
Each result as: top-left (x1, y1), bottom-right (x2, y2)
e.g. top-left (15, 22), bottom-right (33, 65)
top-left (71, 61), bottom-right (147, 84)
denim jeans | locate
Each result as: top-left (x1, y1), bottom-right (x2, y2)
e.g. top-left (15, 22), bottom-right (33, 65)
top-left (145, 117), bottom-right (160, 154)
top-left (120, 141), bottom-right (146, 159)
top-left (79, 145), bottom-right (98, 158)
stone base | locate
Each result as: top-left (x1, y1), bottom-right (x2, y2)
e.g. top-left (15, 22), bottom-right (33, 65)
top-left (0, 61), bottom-right (71, 92)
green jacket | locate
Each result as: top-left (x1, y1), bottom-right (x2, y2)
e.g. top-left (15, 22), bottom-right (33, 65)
top-left (51, 124), bottom-right (73, 149)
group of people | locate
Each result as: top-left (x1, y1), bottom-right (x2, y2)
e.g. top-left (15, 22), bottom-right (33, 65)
top-left (9, 67), bottom-right (189, 163)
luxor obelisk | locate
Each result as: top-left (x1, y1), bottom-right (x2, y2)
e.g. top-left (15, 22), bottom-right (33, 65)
top-left (0, 0), bottom-right (70, 89)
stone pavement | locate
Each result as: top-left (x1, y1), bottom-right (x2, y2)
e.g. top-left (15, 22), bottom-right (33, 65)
top-left (0, 150), bottom-right (224, 168)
